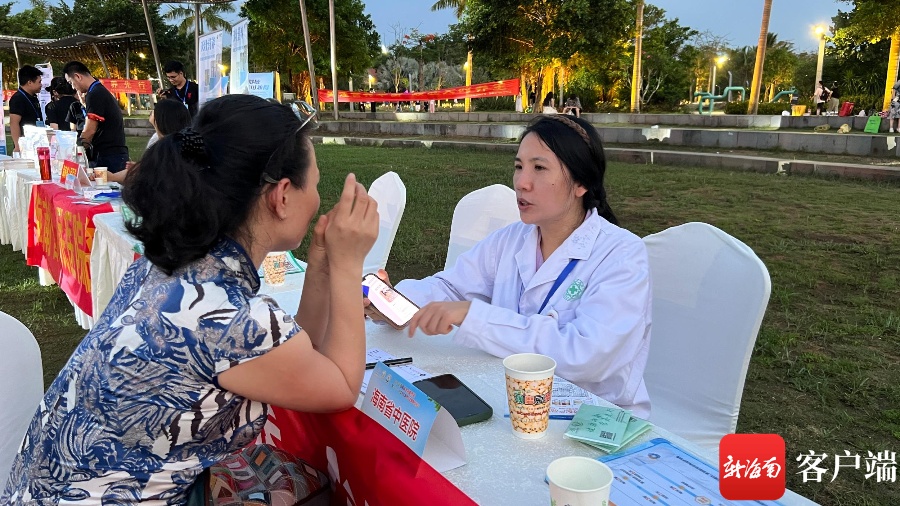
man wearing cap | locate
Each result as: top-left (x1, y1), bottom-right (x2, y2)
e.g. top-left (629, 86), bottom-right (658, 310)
top-left (63, 61), bottom-right (129, 173)
top-left (52, 80), bottom-right (79, 131)
top-left (44, 77), bottom-right (72, 131)
top-left (9, 65), bottom-right (45, 154)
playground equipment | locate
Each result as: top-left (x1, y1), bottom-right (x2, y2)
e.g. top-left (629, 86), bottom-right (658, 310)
top-left (770, 89), bottom-right (798, 103)
top-left (693, 87), bottom-right (746, 114)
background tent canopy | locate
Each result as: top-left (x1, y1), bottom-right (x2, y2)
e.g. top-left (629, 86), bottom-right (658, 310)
top-left (0, 33), bottom-right (151, 63)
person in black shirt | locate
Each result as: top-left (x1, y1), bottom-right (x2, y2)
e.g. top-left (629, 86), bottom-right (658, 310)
top-left (53, 80), bottom-right (79, 132)
top-left (63, 61), bottom-right (129, 172)
top-left (9, 65), bottom-right (45, 154)
top-left (158, 60), bottom-right (199, 117)
top-left (44, 76), bottom-right (64, 130)
top-left (46, 77), bottom-right (79, 131)
top-left (66, 91), bottom-right (88, 140)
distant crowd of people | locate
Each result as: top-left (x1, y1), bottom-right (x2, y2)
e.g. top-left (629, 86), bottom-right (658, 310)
top-left (8, 59), bottom-right (199, 175)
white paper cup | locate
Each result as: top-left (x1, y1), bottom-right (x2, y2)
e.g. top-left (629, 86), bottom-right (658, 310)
top-left (547, 456), bottom-right (613, 506)
top-left (503, 353), bottom-right (556, 439)
top-left (94, 166), bottom-right (108, 185)
top-left (262, 251), bottom-right (288, 286)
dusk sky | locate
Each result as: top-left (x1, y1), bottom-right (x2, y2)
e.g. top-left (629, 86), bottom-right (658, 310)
top-left (9, 0), bottom-right (848, 52)
top-left (364, 0), bottom-right (847, 52)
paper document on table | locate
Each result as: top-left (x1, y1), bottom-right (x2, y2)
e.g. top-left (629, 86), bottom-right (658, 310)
top-left (549, 376), bottom-right (601, 419)
top-left (599, 438), bottom-right (786, 506)
top-left (361, 348), bottom-right (432, 394)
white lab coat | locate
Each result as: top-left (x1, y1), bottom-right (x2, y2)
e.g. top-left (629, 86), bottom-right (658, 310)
top-left (397, 209), bottom-right (652, 418)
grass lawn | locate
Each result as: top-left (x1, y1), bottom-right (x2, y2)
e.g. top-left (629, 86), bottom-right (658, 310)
top-left (1, 140), bottom-right (898, 505)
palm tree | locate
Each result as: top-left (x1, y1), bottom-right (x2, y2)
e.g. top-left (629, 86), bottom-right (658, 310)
top-left (630, 0), bottom-right (644, 114)
top-left (164, 3), bottom-right (235, 36)
top-left (747, 0), bottom-right (772, 115)
top-left (884, 30), bottom-right (899, 111)
top-left (430, 0), bottom-right (465, 18)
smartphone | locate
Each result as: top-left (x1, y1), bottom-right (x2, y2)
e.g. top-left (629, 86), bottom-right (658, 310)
top-left (362, 273), bottom-right (420, 330)
top-left (413, 374), bottom-right (493, 427)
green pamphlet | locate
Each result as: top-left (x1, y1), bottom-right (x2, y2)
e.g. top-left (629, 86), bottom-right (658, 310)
top-left (564, 405), bottom-right (653, 452)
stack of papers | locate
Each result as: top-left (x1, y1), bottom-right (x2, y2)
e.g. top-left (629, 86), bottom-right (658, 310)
top-left (564, 405), bottom-right (652, 452)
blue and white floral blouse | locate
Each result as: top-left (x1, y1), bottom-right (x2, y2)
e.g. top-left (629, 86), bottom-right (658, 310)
top-left (3, 238), bottom-right (300, 505)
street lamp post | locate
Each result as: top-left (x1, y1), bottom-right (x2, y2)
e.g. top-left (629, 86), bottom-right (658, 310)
top-left (710, 56), bottom-right (727, 95)
top-left (814, 25), bottom-right (827, 88)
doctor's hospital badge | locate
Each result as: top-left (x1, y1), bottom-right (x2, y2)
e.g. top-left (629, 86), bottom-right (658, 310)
top-left (564, 279), bottom-right (585, 301)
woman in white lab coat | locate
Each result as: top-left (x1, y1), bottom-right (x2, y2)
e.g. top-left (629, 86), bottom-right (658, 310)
top-left (394, 115), bottom-right (652, 418)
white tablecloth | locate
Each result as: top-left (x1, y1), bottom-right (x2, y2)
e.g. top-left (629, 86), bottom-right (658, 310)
top-left (5, 168), bottom-right (41, 253)
top-left (364, 323), bottom-right (818, 506)
top-left (91, 213), bottom-right (141, 321)
top-left (0, 160), bottom-right (36, 246)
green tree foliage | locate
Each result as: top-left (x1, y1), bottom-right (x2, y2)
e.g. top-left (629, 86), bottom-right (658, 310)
top-left (829, 10), bottom-right (892, 99)
top-left (0, 0), bottom-right (53, 39)
top-left (462, 0), bottom-right (632, 76)
top-left (165, 4), bottom-right (236, 36)
top-left (630, 5), bottom-right (698, 109)
top-left (1, 0), bottom-right (185, 82)
top-left (48, 0), bottom-right (189, 79)
top-left (241, 0), bottom-right (379, 95)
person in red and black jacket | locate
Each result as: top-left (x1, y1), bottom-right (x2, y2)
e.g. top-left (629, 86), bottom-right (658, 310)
top-left (62, 61), bottom-right (129, 173)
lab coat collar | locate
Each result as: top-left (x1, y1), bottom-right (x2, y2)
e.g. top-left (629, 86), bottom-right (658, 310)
top-left (515, 209), bottom-right (603, 291)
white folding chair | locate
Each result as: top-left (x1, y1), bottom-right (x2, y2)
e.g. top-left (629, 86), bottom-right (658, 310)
top-left (444, 184), bottom-right (520, 270)
top-left (642, 222), bottom-right (771, 451)
top-left (363, 172), bottom-right (407, 275)
top-left (0, 311), bottom-right (44, 487)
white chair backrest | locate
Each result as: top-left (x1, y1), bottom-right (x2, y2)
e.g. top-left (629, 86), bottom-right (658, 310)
top-left (444, 184), bottom-right (520, 270)
top-left (0, 311), bottom-right (43, 487)
top-left (642, 222), bottom-right (771, 450)
top-left (363, 171), bottom-right (407, 275)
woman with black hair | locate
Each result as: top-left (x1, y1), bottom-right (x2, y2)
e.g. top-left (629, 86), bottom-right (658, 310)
top-left (390, 115), bottom-right (652, 417)
top-left (150, 97), bottom-right (194, 139)
top-left (2, 94), bottom-right (379, 504)
top-left (541, 91), bottom-right (557, 113)
top-left (111, 98), bottom-right (194, 183)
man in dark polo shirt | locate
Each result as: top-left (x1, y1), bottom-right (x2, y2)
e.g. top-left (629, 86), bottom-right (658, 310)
top-left (9, 65), bottom-right (45, 154)
top-left (62, 61), bottom-right (129, 173)
top-left (158, 60), bottom-right (199, 117)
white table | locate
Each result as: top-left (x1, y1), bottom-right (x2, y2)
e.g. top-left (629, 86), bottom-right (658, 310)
top-left (91, 212), bottom-right (141, 321)
top-left (0, 160), bottom-right (36, 246)
top-left (4, 167), bottom-right (41, 253)
top-left (364, 323), bottom-right (818, 506)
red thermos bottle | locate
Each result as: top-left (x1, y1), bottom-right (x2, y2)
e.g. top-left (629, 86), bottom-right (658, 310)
top-left (37, 147), bottom-right (52, 181)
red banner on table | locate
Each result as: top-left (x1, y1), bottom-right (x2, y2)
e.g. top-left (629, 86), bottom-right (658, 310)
top-left (260, 406), bottom-right (476, 506)
top-left (318, 79), bottom-right (519, 103)
top-left (27, 183), bottom-right (113, 316)
top-left (3, 89), bottom-right (15, 103)
top-left (99, 79), bottom-right (153, 95)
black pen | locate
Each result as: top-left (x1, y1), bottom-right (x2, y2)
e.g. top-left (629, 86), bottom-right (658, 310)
top-left (365, 357), bottom-right (413, 370)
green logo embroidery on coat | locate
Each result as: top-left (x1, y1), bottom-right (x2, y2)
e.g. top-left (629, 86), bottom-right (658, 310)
top-left (564, 279), bottom-right (585, 301)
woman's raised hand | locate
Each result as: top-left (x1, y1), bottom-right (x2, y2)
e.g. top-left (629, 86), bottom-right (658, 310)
top-left (323, 173), bottom-right (379, 271)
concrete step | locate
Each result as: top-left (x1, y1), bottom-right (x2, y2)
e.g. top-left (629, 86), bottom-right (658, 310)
top-left (334, 111), bottom-right (888, 131)
top-left (310, 134), bottom-right (900, 182)
top-left (125, 127), bottom-right (154, 137)
top-left (315, 121), bottom-right (900, 158)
